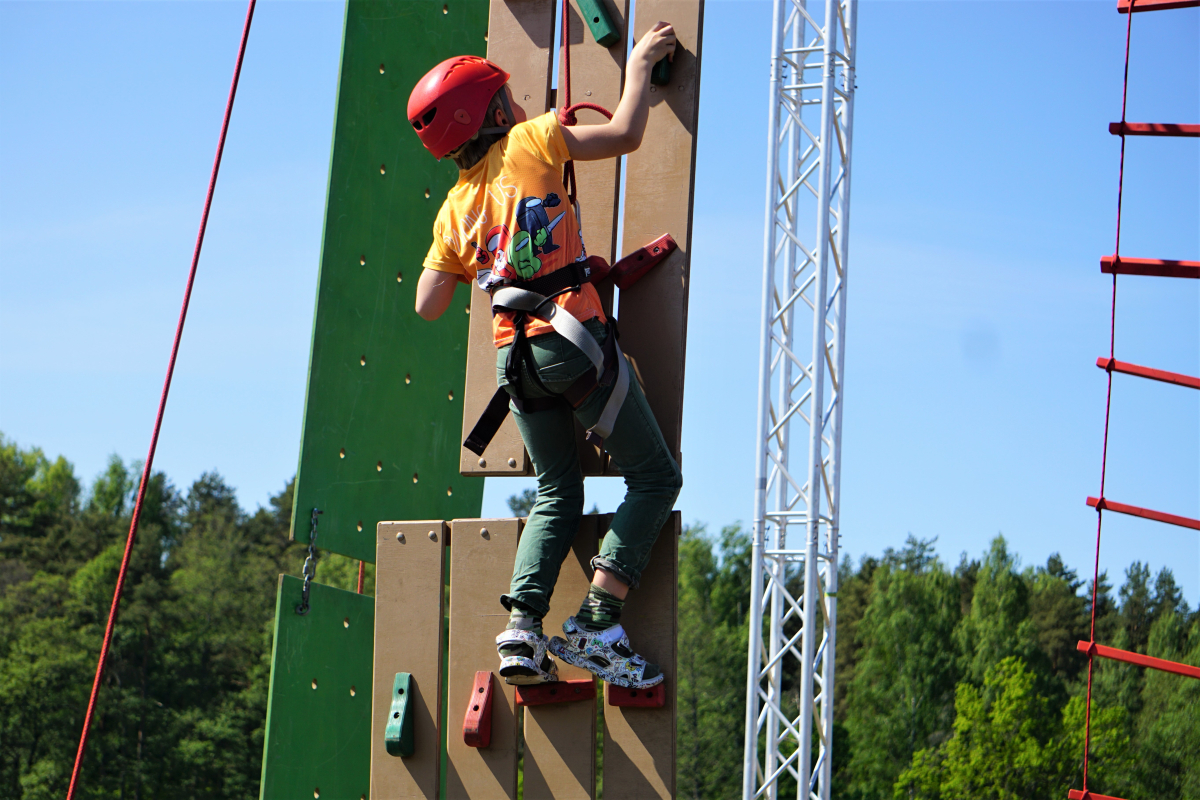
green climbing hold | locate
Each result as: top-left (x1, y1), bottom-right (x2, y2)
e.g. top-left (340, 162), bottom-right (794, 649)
top-left (651, 51), bottom-right (673, 86)
top-left (385, 672), bottom-right (415, 757)
top-left (577, 0), bottom-right (620, 48)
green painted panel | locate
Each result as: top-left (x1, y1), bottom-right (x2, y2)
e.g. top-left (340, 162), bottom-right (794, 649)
top-left (293, 0), bottom-right (490, 562)
top-left (260, 575), bottom-right (375, 800)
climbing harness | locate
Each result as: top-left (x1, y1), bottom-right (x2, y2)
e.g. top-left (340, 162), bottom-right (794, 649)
top-left (463, 0), bottom-right (677, 457)
top-left (296, 508), bottom-right (322, 615)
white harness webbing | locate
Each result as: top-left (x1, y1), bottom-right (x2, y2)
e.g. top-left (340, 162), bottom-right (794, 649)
top-left (491, 286), bottom-right (629, 443)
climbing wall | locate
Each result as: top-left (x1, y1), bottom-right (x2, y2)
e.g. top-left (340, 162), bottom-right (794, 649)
top-left (459, 0), bottom-right (704, 478)
top-left (260, 576), bottom-right (376, 800)
top-left (370, 513), bottom-right (680, 799)
top-left (261, 2), bottom-right (490, 798)
top-left (292, 0), bottom-right (490, 563)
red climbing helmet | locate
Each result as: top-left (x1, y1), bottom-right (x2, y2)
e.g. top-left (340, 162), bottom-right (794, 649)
top-left (408, 56), bottom-right (511, 159)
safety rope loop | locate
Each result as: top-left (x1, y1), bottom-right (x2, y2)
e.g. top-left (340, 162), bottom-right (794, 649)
top-left (296, 508), bottom-right (322, 615)
top-left (64, 2), bottom-right (257, 798)
top-left (1082, 1), bottom-right (1136, 792)
top-left (556, 0), bottom-right (614, 206)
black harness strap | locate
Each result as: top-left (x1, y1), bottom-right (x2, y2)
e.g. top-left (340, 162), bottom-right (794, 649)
top-left (463, 315), bottom-right (621, 457)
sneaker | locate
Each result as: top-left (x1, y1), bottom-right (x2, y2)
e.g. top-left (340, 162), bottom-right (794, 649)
top-left (548, 617), bottom-right (663, 689)
top-left (495, 628), bottom-right (559, 685)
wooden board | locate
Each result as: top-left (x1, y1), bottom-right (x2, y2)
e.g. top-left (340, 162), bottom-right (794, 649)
top-left (608, 0), bottom-right (704, 475)
top-left (259, 576), bottom-right (375, 800)
top-left (562, 0), bottom-right (632, 475)
top-left (446, 519), bottom-right (523, 800)
top-left (601, 511), bottom-right (680, 799)
top-left (372, 521), bottom-right (448, 800)
top-left (522, 515), bottom-right (601, 800)
top-left (460, 0), bottom-right (557, 477)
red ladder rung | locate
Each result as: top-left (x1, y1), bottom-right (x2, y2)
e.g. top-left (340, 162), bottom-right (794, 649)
top-left (1068, 790), bottom-right (1129, 800)
top-left (1108, 121), bottom-right (1200, 137)
top-left (1118, 0), bottom-right (1200, 12)
top-left (1087, 496), bottom-right (1200, 531)
top-left (1100, 255), bottom-right (1200, 279)
top-left (1077, 640), bottom-right (1200, 680)
top-left (1096, 357), bottom-right (1200, 389)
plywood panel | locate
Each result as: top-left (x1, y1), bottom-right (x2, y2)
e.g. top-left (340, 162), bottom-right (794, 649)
top-left (446, 519), bottom-right (523, 800)
top-left (601, 512), bottom-right (680, 799)
top-left (523, 515), bottom-right (601, 800)
top-left (372, 521), bottom-right (448, 799)
top-left (293, 0), bottom-right (488, 561)
top-left (461, 0), bottom-right (557, 477)
top-left (609, 0), bottom-right (704, 475)
top-left (260, 576), bottom-right (375, 800)
top-left (561, 0), bottom-right (630, 474)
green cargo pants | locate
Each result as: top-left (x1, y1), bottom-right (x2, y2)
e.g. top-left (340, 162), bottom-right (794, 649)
top-left (496, 318), bottom-right (682, 617)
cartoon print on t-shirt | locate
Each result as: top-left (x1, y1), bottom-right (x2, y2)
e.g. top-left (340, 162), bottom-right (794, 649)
top-left (480, 193), bottom-right (567, 282)
top-left (508, 193), bottom-right (566, 279)
top-left (485, 224), bottom-right (513, 279)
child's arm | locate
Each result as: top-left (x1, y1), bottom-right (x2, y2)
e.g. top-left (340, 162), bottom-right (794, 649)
top-left (415, 268), bottom-right (459, 320)
top-left (560, 22), bottom-right (676, 162)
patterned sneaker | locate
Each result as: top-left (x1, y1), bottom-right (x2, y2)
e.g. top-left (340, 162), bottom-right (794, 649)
top-left (495, 628), bottom-right (559, 685)
top-left (548, 617), bottom-right (663, 689)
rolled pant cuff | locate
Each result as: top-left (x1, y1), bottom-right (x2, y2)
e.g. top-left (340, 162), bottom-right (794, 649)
top-left (590, 556), bottom-right (639, 590)
top-left (500, 594), bottom-right (550, 618)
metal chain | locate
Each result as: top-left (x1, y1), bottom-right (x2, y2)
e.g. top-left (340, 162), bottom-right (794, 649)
top-left (296, 507), bottom-right (322, 615)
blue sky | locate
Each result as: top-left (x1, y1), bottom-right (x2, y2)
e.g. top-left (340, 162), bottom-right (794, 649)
top-left (2, 1), bottom-right (1196, 602)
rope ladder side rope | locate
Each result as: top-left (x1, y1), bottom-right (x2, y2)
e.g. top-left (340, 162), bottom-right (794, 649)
top-left (1077, 0), bottom-right (1200, 797)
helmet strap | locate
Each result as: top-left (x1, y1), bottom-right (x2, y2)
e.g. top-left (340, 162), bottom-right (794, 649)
top-left (478, 88), bottom-right (516, 137)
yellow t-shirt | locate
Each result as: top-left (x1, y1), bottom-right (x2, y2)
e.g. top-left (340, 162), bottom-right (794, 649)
top-left (423, 112), bottom-right (606, 347)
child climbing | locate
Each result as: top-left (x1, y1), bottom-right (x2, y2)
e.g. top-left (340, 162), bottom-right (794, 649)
top-left (408, 22), bottom-right (681, 690)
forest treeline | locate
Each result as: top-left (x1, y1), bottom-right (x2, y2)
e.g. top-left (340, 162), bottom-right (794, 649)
top-left (2, 435), bottom-right (1197, 799)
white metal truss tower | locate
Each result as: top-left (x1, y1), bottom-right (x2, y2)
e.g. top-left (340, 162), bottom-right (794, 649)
top-left (742, 0), bottom-right (858, 798)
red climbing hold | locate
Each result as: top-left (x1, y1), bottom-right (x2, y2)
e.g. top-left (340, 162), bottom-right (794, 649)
top-left (607, 682), bottom-right (666, 707)
top-left (463, 671), bottom-right (494, 748)
top-left (515, 678), bottom-right (596, 707)
top-left (612, 234), bottom-right (679, 290)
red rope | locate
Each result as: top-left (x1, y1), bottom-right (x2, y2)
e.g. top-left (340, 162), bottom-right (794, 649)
top-left (1081, 0), bottom-right (1135, 791)
top-left (65, 2), bottom-right (256, 797)
top-left (556, 0), bottom-right (614, 204)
